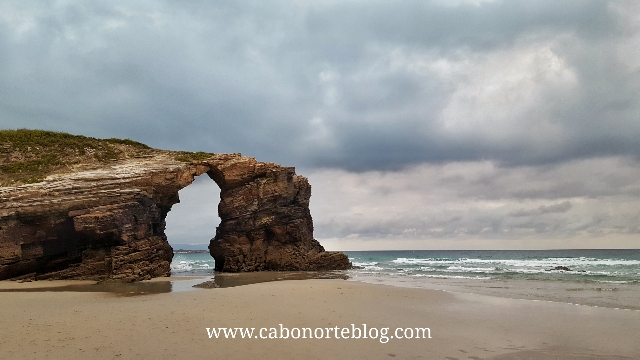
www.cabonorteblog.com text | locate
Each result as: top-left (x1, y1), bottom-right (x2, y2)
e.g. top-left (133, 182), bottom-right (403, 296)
top-left (206, 324), bottom-right (431, 344)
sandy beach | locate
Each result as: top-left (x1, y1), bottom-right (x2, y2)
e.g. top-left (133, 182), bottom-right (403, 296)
top-left (1, 278), bottom-right (638, 359)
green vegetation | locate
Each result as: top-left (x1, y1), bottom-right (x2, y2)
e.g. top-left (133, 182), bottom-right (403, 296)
top-left (0, 129), bottom-right (153, 186)
top-left (0, 129), bottom-right (149, 150)
top-left (104, 138), bottom-right (150, 148)
top-left (1, 153), bottom-right (61, 173)
top-left (174, 151), bottom-right (213, 162)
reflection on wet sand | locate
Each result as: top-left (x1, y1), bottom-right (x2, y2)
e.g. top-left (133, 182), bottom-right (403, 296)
top-left (0, 280), bottom-right (174, 296)
top-left (211, 271), bottom-right (348, 288)
top-left (0, 271), bottom-right (349, 296)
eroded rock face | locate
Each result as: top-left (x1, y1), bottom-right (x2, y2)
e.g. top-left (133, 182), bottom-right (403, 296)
top-left (0, 152), bottom-right (350, 282)
top-left (208, 159), bottom-right (350, 272)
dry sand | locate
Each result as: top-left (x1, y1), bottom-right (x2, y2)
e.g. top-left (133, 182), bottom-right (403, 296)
top-left (1, 278), bottom-right (638, 359)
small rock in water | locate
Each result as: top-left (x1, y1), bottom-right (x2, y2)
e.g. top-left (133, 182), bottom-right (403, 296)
top-left (192, 281), bottom-right (220, 289)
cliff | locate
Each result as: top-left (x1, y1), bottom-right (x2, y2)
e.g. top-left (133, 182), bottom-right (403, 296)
top-left (0, 130), bottom-right (350, 282)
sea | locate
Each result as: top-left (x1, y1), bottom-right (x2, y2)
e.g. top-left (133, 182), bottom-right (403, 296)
top-left (171, 249), bottom-right (640, 310)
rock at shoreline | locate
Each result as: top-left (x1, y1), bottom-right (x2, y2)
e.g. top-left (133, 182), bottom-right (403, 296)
top-left (173, 250), bottom-right (209, 254)
top-left (192, 281), bottom-right (220, 289)
top-left (546, 266), bottom-right (572, 271)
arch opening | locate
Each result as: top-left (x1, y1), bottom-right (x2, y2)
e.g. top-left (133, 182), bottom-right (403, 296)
top-left (165, 174), bottom-right (221, 276)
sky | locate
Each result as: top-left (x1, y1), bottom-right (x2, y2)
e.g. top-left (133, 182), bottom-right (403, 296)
top-left (1, 0), bottom-right (639, 250)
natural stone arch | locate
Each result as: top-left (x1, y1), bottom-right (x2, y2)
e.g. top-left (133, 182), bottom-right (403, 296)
top-left (177, 155), bottom-right (350, 273)
top-left (0, 152), bottom-right (350, 282)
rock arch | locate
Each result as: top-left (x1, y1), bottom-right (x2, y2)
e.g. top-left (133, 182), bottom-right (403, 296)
top-left (0, 152), bottom-right (350, 282)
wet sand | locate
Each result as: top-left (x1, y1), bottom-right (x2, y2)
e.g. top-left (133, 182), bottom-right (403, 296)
top-left (0, 278), bottom-right (638, 359)
top-left (349, 274), bottom-right (640, 311)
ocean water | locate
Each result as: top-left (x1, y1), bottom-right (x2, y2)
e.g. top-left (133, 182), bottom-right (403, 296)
top-left (345, 249), bottom-right (640, 310)
top-left (171, 252), bottom-right (216, 276)
top-left (170, 249), bottom-right (640, 310)
top-left (345, 249), bottom-right (640, 284)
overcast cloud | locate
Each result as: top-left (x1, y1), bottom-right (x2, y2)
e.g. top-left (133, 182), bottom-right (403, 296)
top-left (2, 0), bottom-right (639, 249)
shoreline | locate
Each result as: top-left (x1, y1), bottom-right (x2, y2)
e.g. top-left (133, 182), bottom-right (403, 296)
top-left (1, 277), bottom-right (639, 358)
top-left (3, 270), bottom-right (639, 311)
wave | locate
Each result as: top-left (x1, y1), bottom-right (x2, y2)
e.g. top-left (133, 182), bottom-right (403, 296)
top-left (412, 274), bottom-right (492, 280)
top-left (352, 256), bottom-right (640, 281)
top-left (170, 260), bottom-right (213, 273)
top-left (392, 257), bottom-right (640, 267)
top-left (353, 261), bottom-right (379, 267)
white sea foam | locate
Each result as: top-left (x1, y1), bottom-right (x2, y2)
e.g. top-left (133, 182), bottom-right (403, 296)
top-left (171, 261), bottom-right (193, 272)
top-left (595, 280), bottom-right (637, 284)
top-left (397, 266), bottom-right (634, 277)
top-left (419, 266), bottom-right (435, 271)
top-left (393, 257), bottom-right (640, 267)
top-left (375, 256), bottom-right (640, 281)
top-left (170, 259), bottom-right (215, 273)
top-left (353, 262), bottom-right (379, 267)
top-left (412, 274), bottom-right (491, 280)
top-left (362, 266), bottom-right (384, 271)
top-left (445, 266), bottom-right (496, 272)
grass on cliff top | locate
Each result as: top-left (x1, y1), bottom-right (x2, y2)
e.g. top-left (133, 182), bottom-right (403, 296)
top-left (174, 151), bottom-right (214, 162)
top-left (0, 129), bottom-right (153, 186)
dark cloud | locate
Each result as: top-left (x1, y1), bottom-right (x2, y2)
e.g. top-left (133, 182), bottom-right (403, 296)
top-left (304, 0), bottom-right (615, 53)
top-left (0, 0), bottom-right (638, 171)
top-left (509, 201), bottom-right (572, 217)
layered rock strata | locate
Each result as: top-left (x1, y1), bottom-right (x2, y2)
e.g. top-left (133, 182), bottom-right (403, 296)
top-left (0, 152), bottom-right (350, 282)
